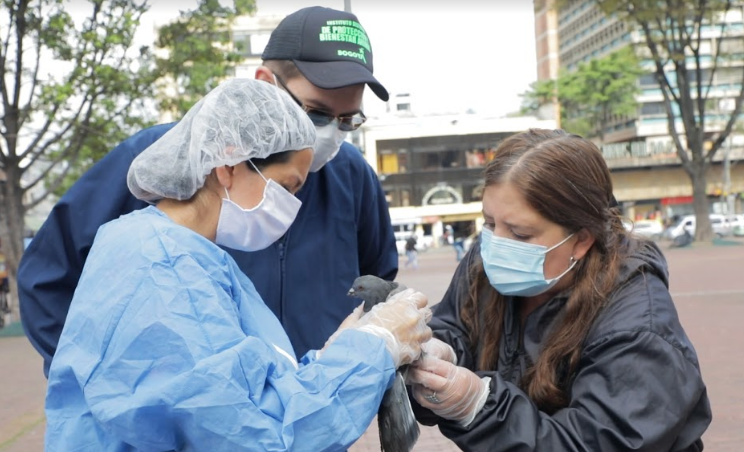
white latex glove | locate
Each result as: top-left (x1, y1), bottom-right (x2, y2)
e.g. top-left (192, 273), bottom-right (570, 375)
top-left (352, 288), bottom-right (432, 367)
top-left (421, 337), bottom-right (457, 364)
top-left (318, 302), bottom-right (365, 357)
top-left (408, 355), bottom-right (491, 427)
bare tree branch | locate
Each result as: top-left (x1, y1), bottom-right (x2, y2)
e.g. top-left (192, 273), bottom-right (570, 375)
top-left (19, 96), bottom-right (90, 175)
top-left (702, 0), bottom-right (732, 101)
top-left (19, 1), bottom-right (45, 130)
top-left (0, 1), bottom-right (18, 118)
top-left (21, 94), bottom-right (97, 193)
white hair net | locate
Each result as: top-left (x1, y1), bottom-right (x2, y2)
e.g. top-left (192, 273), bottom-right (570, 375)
top-left (127, 78), bottom-right (316, 202)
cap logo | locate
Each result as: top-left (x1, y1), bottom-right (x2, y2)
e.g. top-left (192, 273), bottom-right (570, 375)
top-left (319, 20), bottom-right (371, 62)
top-left (337, 47), bottom-right (367, 64)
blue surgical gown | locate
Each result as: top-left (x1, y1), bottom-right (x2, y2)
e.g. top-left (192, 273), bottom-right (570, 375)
top-left (44, 206), bottom-right (395, 452)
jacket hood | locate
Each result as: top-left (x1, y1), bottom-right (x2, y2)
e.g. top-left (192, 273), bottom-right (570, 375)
top-left (617, 239), bottom-right (670, 288)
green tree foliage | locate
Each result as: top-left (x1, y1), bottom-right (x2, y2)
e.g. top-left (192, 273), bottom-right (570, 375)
top-left (155, 0), bottom-right (256, 119)
top-left (521, 48), bottom-right (642, 141)
top-left (0, 0), bottom-right (158, 321)
top-left (594, 0), bottom-right (744, 241)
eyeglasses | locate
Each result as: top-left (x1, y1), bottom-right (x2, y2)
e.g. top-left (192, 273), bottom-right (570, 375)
top-left (274, 74), bottom-right (367, 132)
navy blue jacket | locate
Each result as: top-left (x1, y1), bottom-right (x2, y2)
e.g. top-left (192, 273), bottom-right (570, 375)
top-left (18, 123), bottom-right (398, 376)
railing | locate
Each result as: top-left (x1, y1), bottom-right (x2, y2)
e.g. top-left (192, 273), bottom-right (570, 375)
top-left (600, 140), bottom-right (744, 169)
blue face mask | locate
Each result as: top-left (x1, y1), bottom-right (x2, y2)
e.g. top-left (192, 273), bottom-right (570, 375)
top-left (480, 228), bottom-right (577, 297)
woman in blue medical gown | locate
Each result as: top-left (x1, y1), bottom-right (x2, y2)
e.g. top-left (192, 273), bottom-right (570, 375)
top-left (43, 79), bottom-right (432, 452)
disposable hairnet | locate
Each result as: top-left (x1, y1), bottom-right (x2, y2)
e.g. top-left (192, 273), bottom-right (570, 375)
top-left (127, 78), bottom-right (316, 202)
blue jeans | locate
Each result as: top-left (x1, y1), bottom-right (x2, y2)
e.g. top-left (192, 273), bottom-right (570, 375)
top-left (453, 241), bottom-right (465, 262)
top-left (405, 250), bottom-right (418, 268)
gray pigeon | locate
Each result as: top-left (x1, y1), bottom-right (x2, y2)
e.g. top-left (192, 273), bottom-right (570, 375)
top-left (347, 275), bottom-right (407, 313)
top-left (348, 275), bottom-right (419, 452)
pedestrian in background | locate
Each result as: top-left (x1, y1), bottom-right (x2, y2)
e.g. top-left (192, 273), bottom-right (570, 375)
top-left (405, 235), bottom-right (419, 269)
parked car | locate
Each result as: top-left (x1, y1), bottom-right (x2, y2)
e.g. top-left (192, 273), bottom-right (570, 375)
top-left (628, 219), bottom-right (664, 240)
top-left (663, 214), bottom-right (732, 239)
top-left (727, 214), bottom-right (744, 237)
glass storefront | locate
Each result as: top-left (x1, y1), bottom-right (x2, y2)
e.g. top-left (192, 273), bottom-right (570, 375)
top-left (377, 132), bottom-right (512, 208)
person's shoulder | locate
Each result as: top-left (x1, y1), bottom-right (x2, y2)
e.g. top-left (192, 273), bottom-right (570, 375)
top-left (96, 207), bottom-right (218, 258)
top-left (587, 265), bottom-right (698, 363)
top-left (114, 122), bottom-right (178, 157)
top-left (328, 141), bottom-right (371, 169)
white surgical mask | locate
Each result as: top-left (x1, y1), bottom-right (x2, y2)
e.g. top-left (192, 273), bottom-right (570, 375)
top-left (215, 163), bottom-right (301, 252)
top-left (309, 124), bottom-right (347, 172)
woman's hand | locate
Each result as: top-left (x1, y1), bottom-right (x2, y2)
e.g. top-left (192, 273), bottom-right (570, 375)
top-left (421, 337), bottom-right (457, 364)
top-left (351, 288), bottom-right (432, 367)
top-left (408, 355), bottom-right (491, 427)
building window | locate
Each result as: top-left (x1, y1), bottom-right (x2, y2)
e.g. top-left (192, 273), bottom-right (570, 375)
top-left (641, 101), bottom-right (666, 116)
top-left (639, 73), bottom-right (657, 87)
top-left (233, 31), bottom-right (271, 57)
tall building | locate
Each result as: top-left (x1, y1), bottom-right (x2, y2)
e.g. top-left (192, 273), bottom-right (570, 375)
top-left (533, 0), bottom-right (744, 220)
top-left (534, 0), bottom-right (562, 122)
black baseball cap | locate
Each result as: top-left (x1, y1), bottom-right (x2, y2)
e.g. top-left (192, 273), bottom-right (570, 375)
top-left (262, 6), bottom-right (389, 101)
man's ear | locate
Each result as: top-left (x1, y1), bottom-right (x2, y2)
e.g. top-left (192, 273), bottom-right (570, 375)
top-left (214, 165), bottom-right (235, 191)
top-left (571, 228), bottom-right (596, 261)
top-left (255, 66), bottom-right (275, 84)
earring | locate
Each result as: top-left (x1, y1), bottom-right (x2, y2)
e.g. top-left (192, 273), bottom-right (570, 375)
top-left (569, 256), bottom-right (576, 264)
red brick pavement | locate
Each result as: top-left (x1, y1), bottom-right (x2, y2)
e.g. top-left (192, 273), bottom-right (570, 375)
top-left (2, 241), bottom-right (742, 451)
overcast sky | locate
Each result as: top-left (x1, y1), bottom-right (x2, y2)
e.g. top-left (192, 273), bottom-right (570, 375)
top-left (138, 0), bottom-right (538, 117)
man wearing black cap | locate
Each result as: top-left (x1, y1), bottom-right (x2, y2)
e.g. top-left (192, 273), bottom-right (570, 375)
top-left (18, 6), bottom-right (398, 377)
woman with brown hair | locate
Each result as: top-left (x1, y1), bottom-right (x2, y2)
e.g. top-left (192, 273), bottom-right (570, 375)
top-left (409, 129), bottom-right (711, 451)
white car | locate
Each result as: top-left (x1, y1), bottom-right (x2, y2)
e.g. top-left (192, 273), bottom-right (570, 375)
top-left (664, 214), bottom-right (732, 239)
top-left (727, 214), bottom-right (744, 237)
top-left (629, 219), bottom-right (664, 240)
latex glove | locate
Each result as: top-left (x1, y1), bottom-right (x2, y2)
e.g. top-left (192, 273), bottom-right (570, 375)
top-left (318, 302), bottom-right (366, 357)
top-left (408, 355), bottom-right (491, 427)
top-left (352, 288), bottom-right (432, 367)
top-left (421, 337), bottom-right (457, 364)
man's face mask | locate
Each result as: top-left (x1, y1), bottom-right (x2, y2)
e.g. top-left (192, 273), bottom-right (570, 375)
top-left (310, 125), bottom-right (347, 172)
top-left (273, 74), bottom-right (363, 171)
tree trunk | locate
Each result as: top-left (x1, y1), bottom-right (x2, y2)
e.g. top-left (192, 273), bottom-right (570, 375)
top-left (0, 161), bottom-right (27, 324)
top-left (689, 162), bottom-right (713, 241)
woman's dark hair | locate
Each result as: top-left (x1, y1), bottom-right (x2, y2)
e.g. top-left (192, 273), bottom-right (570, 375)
top-left (247, 150), bottom-right (295, 172)
top-left (461, 128), bottom-right (632, 414)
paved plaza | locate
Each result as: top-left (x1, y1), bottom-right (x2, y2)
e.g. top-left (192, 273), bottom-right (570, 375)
top-left (1, 240), bottom-right (742, 451)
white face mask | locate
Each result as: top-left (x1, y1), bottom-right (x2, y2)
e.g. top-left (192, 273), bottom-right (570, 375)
top-left (271, 74), bottom-right (347, 172)
top-left (309, 123), bottom-right (347, 172)
top-left (215, 163), bottom-right (301, 252)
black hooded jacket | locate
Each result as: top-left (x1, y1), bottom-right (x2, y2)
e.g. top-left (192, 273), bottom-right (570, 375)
top-left (414, 239), bottom-right (712, 451)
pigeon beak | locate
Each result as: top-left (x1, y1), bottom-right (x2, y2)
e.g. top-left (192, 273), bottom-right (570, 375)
top-left (347, 288), bottom-right (355, 296)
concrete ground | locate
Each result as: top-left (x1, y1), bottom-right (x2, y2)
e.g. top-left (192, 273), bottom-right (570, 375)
top-left (1, 239), bottom-right (742, 451)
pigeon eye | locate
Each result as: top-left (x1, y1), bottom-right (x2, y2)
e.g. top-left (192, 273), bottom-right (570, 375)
top-left (358, 286), bottom-right (364, 290)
